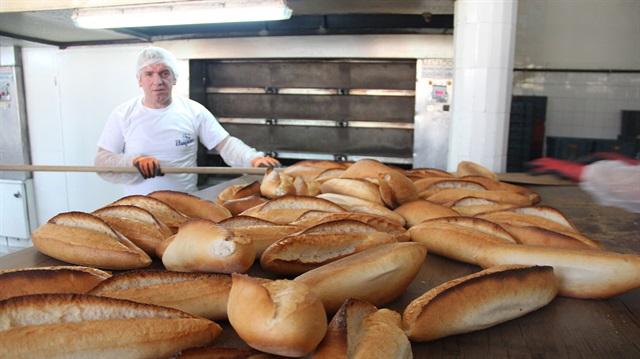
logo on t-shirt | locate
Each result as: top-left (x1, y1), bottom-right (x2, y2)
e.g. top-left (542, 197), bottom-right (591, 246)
top-left (176, 134), bottom-right (195, 147)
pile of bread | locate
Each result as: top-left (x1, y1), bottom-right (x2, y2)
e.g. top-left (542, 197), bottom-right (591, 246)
top-left (2, 159), bottom-right (639, 358)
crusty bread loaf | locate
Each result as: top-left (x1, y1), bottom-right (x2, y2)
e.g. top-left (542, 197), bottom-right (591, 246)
top-left (295, 242), bottom-right (427, 315)
top-left (403, 264), bottom-right (559, 342)
top-left (474, 244), bottom-right (640, 299)
top-left (162, 219), bottom-right (255, 273)
top-left (477, 206), bottom-right (603, 250)
top-left (260, 168), bottom-right (296, 199)
top-left (108, 195), bottom-right (190, 233)
top-left (446, 197), bottom-right (519, 216)
top-left (393, 199), bottom-right (459, 228)
top-left (241, 195), bottom-right (346, 224)
top-left (456, 160), bottom-right (498, 180)
top-left (339, 158), bottom-right (400, 184)
top-left (149, 190), bottom-right (232, 222)
top-left (320, 177), bottom-right (384, 205)
top-left (378, 170), bottom-right (419, 209)
top-left (284, 160), bottom-right (348, 182)
top-left (459, 175), bottom-right (541, 204)
top-left (293, 175), bottom-right (321, 196)
top-left (312, 298), bottom-right (412, 359)
top-left (228, 274), bottom-right (327, 357)
top-left (409, 216), bottom-right (517, 264)
top-left (92, 204), bottom-right (173, 255)
top-left (425, 188), bottom-right (533, 206)
top-left (291, 211), bottom-right (409, 242)
top-left (222, 194), bottom-right (269, 216)
top-left (316, 193), bottom-right (406, 227)
top-left (87, 269), bottom-right (267, 321)
top-left (405, 167), bottom-right (455, 180)
top-left (0, 293), bottom-right (221, 358)
top-left (0, 266), bottom-right (112, 301)
top-left (31, 211), bottom-right (152, 270)
top-left (216, 180), bottom-right (262, 205)
top-left (260, 219), bottom-right (397, 275)
top-left (417, 178), bottom-right (487, 199)
top-left (218, 215), bottom-right (301, 258)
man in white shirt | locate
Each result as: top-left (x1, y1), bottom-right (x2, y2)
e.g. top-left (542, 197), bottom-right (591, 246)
top-left (95, 46), bottom-right (279, 195)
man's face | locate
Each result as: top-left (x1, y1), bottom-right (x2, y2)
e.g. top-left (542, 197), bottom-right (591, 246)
top-left (138, 63), bottom-right (176, 109)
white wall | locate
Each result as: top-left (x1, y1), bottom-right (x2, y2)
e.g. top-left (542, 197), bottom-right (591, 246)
top-left (23, 44), bottom-right (148, 224)
top-left (513, 0), bottom-right (640, 142)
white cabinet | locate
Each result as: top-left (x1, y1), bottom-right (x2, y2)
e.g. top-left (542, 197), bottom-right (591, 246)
top-left (0, 179), bottom-right (37, 240)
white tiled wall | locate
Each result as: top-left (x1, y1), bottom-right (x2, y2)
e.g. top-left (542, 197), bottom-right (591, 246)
top-left (512, 72), bottom-right (640, 139)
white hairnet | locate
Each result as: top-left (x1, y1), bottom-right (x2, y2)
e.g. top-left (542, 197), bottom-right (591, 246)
top-left (136, 46), bottom-right (179, 79)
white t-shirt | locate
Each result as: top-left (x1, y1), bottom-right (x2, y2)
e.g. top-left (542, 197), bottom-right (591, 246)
top-left (97, 95), bottom-right (229, 195)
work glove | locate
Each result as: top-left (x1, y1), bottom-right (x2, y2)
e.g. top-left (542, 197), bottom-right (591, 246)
top-left (133, 156), bottom-right (164, 179)
top-left (526, 157), bottom-right (585, 182)
top-left (252, 156), bottom-right (281, 168)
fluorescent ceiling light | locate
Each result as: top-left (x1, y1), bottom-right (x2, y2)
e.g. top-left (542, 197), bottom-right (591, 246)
top-left (72, 0), bottom-right (293, 29)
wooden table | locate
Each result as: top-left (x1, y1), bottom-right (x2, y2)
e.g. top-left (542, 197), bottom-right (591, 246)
top-left (2, 176), bottom-right (639, 358)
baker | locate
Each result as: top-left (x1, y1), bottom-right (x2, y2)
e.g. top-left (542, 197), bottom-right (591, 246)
top-left (94, 46), bottom-right (279, 195)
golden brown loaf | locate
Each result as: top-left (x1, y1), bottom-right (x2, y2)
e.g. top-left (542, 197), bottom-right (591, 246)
top-left (474, 244), bottom-right (640, 299)
top-left (409, 216), bottom-right (517, 264)
top-left (241, 195), bottom-right (346, 224)
top-left (295, 242), bottom-right (427, 315)
top-left (0, 266), bottom-right (112, 301)
top-left (92, 204), bottom-right (173, 255)
top-left (0, 293), bottom-right (222, 358)
top-left (291, 211), bottom-right (410, 242)
top-left (260, 219), bottom-right (397, 275)
top-left (403, 264), bottom-right (559, 342)
top-left (260, 167), bottom-right (296, 199)
top-left (312, 298), bottom-right (412, 359)
top-left (477, 206), bottom-right (603, 250)
top-left (149, 190), bottom-right (232, 222)
top-left (218, 215), bottom-right (301, 258)
top-left (227, 274), bottom-right (327, 357)
top-left (456, 160), bottom-right (498, 180)
top-left (393, 199), bottom-right (459, 228)
top-left (108, 194), bottom-right (190, 233)
top-left (378, 170), bottom-right (420, 209)
top-left (31, 211), bottom-right (152, 270)
top-left (162, 219), bottom-right (256, 273)
top-left (87, 269), bottom-right (237, 320)
top-left (320, 177), bottom-right (385, 205)
top-left (316, 193), bottom-right (407, 227)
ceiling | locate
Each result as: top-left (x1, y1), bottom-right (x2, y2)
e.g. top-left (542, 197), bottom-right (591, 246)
top-left (0, 0), bottom-right (454, 48)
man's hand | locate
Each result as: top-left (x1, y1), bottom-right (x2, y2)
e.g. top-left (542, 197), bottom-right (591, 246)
top-left (252, 156), bottom-right (281, 168)
top-left (133, 156), bottom-right (164, 179)
top-left (526, 157), bottom-right (585, 182)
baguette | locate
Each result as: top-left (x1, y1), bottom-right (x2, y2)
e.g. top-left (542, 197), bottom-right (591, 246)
top-left (425, 188), bottom-right (533, 206)
top-left (459, 175), bottom-right (541, 204)
top-left (215, 180), bottom-right (262, 205)
top-left (294, 175), bottom-right (321, 196)
top-left (260, 219), bottom-right (397, 275)
top-left (339, 158), bottom-right (400, 184)
top-left (0, 266), bottom-right (112, 300)
top-left (222, 194), bottom-right (269, 216)
top-left (31, 211), bottom-right (152, 270)
top-left (295, 242), bottom-right (427, 315)
top-left (378, 170), bottom-right (419, 209)
top-left (108, 194), bottom-right (190, 233)
top-left (320, 177), bottom-right (384, 205)
top-left (92, 204), bottom-right (173, 255)
top-left (456, 160), bottom-right (498, 180)
top-left (228, 274), bottom-right (327, 357)
top-left (393, 199), bottom-right (459, 228)
top-left (403, 264), bottom-right (559, 342)
top-left (260, 167), bottom-right (296, 199)
top-left (284, 160), bottom-right (348, 181)
top-left (87, 269), bottom-right (238, 320)
top-left (149, 190), bottom-right (232, 222)
top-left (162, 219), bottom-right (255, 273)
top-left (291, 211), bottom-right (409, 242)
top-left (0, 293), bottom-right (221, 358)
top-left (474, 244), bottom-right (640, 299)
top-left (218, 215), bottom-right (301, 258)
top-left (241, 195), bottom-right (346, 224)
top-left (316, 193), bottom-right (406, 227)
top-left (409, 216), bottom-right (517, 264)
top-left (477, 206), bottom-right (603, 250)
top-left (446, 197), bottom-right (519, 216)
top-left (312, 298), bottom-right (412, 359)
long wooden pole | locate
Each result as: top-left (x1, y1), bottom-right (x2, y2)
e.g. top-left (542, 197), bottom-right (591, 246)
top-left (0, 165), bottom-right (268, 175)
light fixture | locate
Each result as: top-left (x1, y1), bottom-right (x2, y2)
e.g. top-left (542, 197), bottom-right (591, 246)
top-left (72, 0), bottom-right (293, 29)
